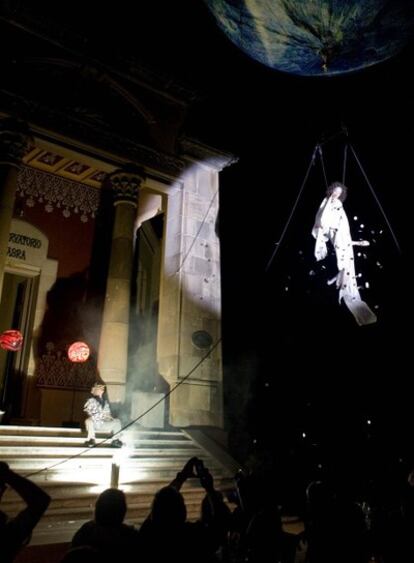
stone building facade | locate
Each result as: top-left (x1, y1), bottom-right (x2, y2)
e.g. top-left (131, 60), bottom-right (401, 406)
top-left (0, 10), bottom-right (235, 429)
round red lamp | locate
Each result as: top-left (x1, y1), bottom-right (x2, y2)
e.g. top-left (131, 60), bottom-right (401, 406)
top-left (0, 330), bottom-right (23, 352)
top-left (68, 341), bottom-right (90, 363)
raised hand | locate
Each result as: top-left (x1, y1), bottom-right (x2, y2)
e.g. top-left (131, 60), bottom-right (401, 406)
top-left (181, 456), bottom-right (198, 479)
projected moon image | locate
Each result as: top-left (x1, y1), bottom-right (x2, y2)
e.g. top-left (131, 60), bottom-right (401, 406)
top-left (204, 0), bottom-right (414, 76)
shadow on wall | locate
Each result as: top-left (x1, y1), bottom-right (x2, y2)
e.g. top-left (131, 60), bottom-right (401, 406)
top-left (33, 270), bottom-right (102, 424)
top-left (32, 176), bottom-right (116, 424)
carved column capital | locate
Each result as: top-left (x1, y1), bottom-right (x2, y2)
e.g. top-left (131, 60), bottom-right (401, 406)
top-left (0, 118), bottom-right (31, 167)
top-left (109, 166), bottom-right (145, 207)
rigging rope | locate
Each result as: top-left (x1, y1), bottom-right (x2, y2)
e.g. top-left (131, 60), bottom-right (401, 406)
top-left (265, 144), bottom-right (319, 272)
top-left (265, 128), bottom-right (401, 271)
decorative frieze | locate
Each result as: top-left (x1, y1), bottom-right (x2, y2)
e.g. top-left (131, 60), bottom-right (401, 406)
top-left (17, 165), bottom-right (100, 222)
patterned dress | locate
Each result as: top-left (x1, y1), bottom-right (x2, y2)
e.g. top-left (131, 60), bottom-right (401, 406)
top-left (83, 397), bottom-right (112, 428)
top-left (83, 396), bottom-right (122, 440)
top-left (312, 195), bottom-right (377, 326)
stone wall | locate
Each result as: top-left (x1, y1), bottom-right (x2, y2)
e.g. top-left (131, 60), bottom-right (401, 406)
top-left (158, 162), bottom-right (223, 427)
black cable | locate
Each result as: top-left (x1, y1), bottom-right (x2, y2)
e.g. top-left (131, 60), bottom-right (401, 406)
top-left (265, 144), bottom-right (319, 272)
top-left (349, 143), bottom-right (401, 254)
top-left (342, 144), bottom-right (348, 186)
top-left (318, 145), bottom-right (329, 189)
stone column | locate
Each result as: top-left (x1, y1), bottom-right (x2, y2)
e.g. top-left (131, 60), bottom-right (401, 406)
top-left (98, 168), bottom-right (144, 403)
top-left (0, 118), bottom-right (30, 297)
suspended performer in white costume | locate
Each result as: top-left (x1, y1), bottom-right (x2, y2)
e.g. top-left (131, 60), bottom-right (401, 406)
top-left (312, 181), bottom-right (377, 326)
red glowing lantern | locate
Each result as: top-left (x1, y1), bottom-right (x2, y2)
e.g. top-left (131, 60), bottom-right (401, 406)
top-left (0, 329), bottom-right (23, 352)
top-left (68, 341), bottom-right (90, 363)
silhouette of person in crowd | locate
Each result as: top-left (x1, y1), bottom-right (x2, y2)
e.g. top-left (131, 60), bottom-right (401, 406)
top-left (71, 488), bottom-right (140, 562)
top-left (139, 456), bottom-right (229, 563)
top-left (0, 461), bottom-right (50, 563)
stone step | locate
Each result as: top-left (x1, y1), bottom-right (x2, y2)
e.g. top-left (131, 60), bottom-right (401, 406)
top-left (1, 465), bottom-right (225, 483)
top-left (0, 424), bottom-right (237, 546)
top-left (0, 449), bottom-right (209, 461)
top-left (2, 469), bottom-right (229, 489)
top-left (0, 436), bottom-right (195, 447)
top-left (0, 424), bottom-right (185, 438)
top-left (36, 499), bottom-right (203, 520)
top-left (0, 444), bottom-right (202, 455)
top-left (4, 466), bottom-right (226, 482)
top-left (2, 473), bottom-right (233, 505)
top-left (0, 449), bottom-right (226, 477)
top-left (3, 488), bottom-right (216, 516)
top-left (2, 467), bottom-right (227, 483)
top-left (2, 453), bottom-right (223, 465)
top-left (3, 481), bottom-right (230, 507)
top-left (11, 477), bottom-right (230, 495)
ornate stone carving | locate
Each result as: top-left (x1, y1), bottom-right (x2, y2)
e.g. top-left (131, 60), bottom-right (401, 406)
top-left (0, 118), bottom-right (31, 167)
top-left (109, 168), bottom-right (145, 206)
top-left (36, 342), bottom-right (97, 390)
top-left (17, 165), bottom-right (100, 222)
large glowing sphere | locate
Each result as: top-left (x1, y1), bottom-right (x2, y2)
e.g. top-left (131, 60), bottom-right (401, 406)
top-left (204, 1), bottom-right (414, 76)
top-left (0, 329), bottom-right (23, 351)
top-left (68, 341), bottom-right (90, 363)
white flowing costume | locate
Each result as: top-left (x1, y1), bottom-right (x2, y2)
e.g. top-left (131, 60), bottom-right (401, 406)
top-left (312, 196), bottom-right (377, 326)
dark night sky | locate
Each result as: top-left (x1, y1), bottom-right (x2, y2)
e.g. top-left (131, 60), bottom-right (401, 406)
top-left (8, 0), bottom-right (414, 497)
top-left (127, 1), bottom-right (414, 493)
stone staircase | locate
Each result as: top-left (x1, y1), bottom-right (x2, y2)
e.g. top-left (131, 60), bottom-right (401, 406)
top-left (0, 424), bottom-right (238, 546)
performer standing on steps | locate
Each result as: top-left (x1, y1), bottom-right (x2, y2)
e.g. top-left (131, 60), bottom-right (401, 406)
top-left (84, 382), bottom-right (123, 447)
